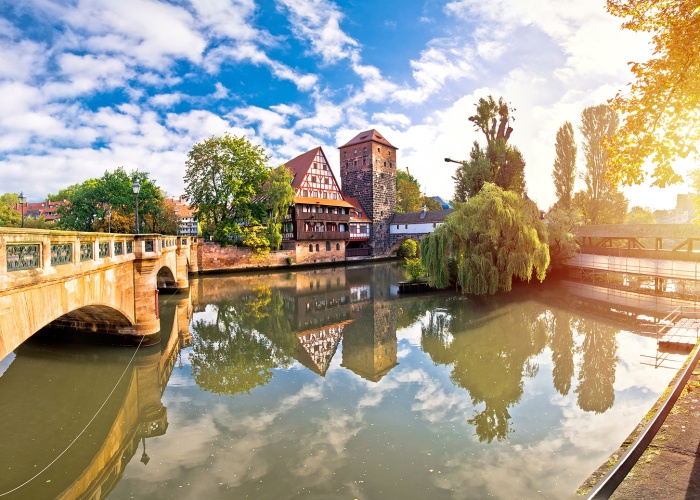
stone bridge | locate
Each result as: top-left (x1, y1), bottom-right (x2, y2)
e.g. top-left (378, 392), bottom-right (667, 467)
top-left (0, 228), bottom-right (193, 360)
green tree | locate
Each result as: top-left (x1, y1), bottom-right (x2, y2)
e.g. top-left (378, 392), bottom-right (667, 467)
top-left (423, 196), bottom-right (443, 211)
top-left (0, 193), bottom-right (19, 207)
top-left (57, 168), bottom-right (167, 233)
top-left (263, 165), bottom-right (295, 250)
top-left (397, 238), bottom-right (418, 258)
top-left (454, 96), bottom-right (526, 201)
top-left (0, 203), bottom-right (21, 227)
top-left (396, 170), bottom-right (423, 212)
top-left (184, 134), bottom-right (270, 242)
top-left (573, 105), bottom-right (629, 224)
top-left (552, 121), bottom-right (577, 209)
top-left (627, 206), bottom-right (656, 224)
top-left (422, 183), bottom-right (550, 295)
top-left (606, 0), bottom-right (700, 187)
top-left (546, 207), bottom-right (581, 270)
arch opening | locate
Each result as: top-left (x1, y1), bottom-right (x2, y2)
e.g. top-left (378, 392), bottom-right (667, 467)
top-left (157, 266), bottom-right (178, 292)
top-left (34, 304), bottom-right (136, 346)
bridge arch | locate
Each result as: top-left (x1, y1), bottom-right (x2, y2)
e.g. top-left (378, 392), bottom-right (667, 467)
top-left (40, 303), bottom-right (135, 337)
top-left (388, 235), bottom-right (424, 257)
top-left (156, 265), bottom-right (178, 291)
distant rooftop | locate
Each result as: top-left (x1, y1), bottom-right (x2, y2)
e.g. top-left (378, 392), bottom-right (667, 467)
top-left (338, 129), bottom-right (397, 150)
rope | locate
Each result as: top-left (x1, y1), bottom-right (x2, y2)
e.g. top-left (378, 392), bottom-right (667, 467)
top-left (0, 290), bottom-right (183, 496)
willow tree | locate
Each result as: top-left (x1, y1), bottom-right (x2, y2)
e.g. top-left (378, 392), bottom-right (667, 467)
top-left (421, 183), bottom-right (550, 295)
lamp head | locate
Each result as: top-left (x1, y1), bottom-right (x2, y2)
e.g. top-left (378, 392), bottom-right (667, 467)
top-left (19, 191), bottom-right (26, 204)
top-left (132, 180), bottom-right (141, 195)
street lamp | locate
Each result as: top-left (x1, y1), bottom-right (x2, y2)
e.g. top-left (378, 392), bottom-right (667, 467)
top-left (174, 208), bottom-right (179, 236)
top-left (444, 157), bottom-right (464, 165)
top-left (132, 180), bottom-right (141, 234)
top-left (18, 192), bottom-right (26, 228)
top-left (107, 209), bottom-right (111, 233)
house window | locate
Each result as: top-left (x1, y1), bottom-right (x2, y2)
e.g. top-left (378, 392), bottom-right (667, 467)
top-left (344, 152), bottom-right (347, 158)
top-left (336, 243), bottom-right (340, 250)
top-left (363, 147), bottom-right (367, 154)
top-left (405, 225), bottom-right (408, 229)
top-left (323, 192), bottom-right (328, 198)
top-left (303, 189), bottom-right (308, 197)
top-left (309, 244), bottom-right (313, 252)
top-left (354, 149), bottom-right (357, 154)
top-left (326, 241), bottom-right (331, 251)
top-left (377, 147), bottom-right (380, 152)
top-left (396, 225), bottom-right (399, 230)
top-left (316, 243), bottom-right (319, 252)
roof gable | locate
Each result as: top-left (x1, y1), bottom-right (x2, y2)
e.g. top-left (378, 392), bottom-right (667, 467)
top-left (338, 129), bottom-right (397, 149)
top-left (284, 147), bottom-right (343, 197)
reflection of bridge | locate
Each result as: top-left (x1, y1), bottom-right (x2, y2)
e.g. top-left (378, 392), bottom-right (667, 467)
top-left (0, 228), bottom-right (193, 359)
top-left (0, 292), bottom-right (192, 499)
top-left (567, 224), bottom-right (700, 317)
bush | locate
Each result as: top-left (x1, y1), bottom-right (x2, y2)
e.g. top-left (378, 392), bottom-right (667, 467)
top-left (398, 239), bottom-right (418, 258)
top-left (403, 257), bottom-right (426, 283)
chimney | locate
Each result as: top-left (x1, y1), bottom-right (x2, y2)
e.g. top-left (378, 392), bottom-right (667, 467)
top-left (420, 205), bottom-right (426, 219)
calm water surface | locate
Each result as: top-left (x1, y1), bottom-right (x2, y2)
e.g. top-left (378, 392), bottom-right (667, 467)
top-left (0, 262), bottom-right (686, 499)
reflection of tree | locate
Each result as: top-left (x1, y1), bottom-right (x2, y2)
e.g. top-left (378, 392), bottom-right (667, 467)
top-left (421, 299), bottom-right (549, 443)
top-left (574, 319), bottom-right (619, 413)
top-left (190, 286), bottom-right (295, 397)
top-left (549, 311), bottom-right (575, 396)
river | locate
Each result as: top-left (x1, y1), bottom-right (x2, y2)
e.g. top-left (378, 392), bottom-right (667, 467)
top-left (0, 261), bottom-right (686, 498)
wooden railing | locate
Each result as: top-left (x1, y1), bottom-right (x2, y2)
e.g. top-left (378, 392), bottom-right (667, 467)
top-left (296, 230), bottom-right (349, 240)
top-left (579, 245), bottom-right (700, 262)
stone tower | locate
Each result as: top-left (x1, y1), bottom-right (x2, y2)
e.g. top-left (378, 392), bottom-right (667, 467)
top-left (339, 129), bottom-right (397, 255)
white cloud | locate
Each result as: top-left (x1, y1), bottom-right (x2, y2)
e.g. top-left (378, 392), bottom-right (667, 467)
top-left (276, 0), bottom-right (359, 64)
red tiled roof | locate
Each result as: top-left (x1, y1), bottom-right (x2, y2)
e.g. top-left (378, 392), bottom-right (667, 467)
top-left (338, 129), bottom-right (397, 150)
top-left (284, 147), bottom-right (322, 190)
top-left (343, 196), bottom-right (372, 222)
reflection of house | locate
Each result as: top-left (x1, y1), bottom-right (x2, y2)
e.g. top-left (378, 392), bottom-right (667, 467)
top-left (341, 301), bottom-right (398, 382)
top-left (294, 322), bottom-right (347, 376)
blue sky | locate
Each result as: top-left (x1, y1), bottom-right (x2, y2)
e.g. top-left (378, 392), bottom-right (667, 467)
top-left (0, 0), bottom-right (690, 209)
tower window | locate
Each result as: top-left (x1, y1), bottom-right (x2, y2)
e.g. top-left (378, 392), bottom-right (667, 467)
top-left (377, 147), bottom-right (380, 152)
top-left (316, 243), bottom-right (320, 252)
top-left (336, 243), bottom-right (340, 250)
top-left (326, 241), bottom-right (331, 251)
top-left (309, 244), bottom-right (313, 252)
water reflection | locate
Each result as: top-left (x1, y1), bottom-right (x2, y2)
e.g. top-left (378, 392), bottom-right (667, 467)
top-left (0, 265), bottom-right (688, 499)
top-left (0, 292), bottom-right (192, 499)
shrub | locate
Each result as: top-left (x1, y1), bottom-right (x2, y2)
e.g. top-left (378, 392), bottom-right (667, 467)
top-left (398, 239), bottom-right (418, 258)
top-left (404, 257), bottom-right (426, 283)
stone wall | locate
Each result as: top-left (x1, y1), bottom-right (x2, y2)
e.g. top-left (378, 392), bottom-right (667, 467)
top-left (295, 239), bottom-right (346, 265)
top-left (340, 139), bottom-right (397, 257)
top-left (197, 243), bottom-right (295, 272)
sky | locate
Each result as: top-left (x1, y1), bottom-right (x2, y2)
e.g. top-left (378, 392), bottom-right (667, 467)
top-left (0, 0), bottom-right (692, 210)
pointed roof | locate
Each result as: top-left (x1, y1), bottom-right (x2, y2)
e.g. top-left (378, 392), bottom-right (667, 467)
top-left (338, 129), bottom-right (397, 150)
top-left (284, 147), bottom-right (321, 189)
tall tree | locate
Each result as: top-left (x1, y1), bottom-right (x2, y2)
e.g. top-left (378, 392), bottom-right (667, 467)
top-left (422, 183), bottom-right (550, 295)
top-left (184, 134), bottom-right (270, 242)
top-left (454, 96), bottom-right (526, 201)
top-left (396, 170), bottom-right (423, 212)
top-left (552, 121), bottom-right (577, 209)
top-left (627, 206), bottom-right (656, 224)
top-left (263, 165), bottom-right (295, 250)
top-left (573, 104), bottom-right (629, 224)
top-left (606, 0), bottom-right (700, 187)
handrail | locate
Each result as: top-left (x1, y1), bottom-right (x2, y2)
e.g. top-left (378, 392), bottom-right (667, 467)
top-left (586, 343), bottom-right (700, 498)
top-left (657, 305), bottom-right (683, 338)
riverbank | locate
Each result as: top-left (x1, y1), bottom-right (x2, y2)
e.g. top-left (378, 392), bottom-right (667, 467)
top-left (579, 344), bottom-right (700, 498)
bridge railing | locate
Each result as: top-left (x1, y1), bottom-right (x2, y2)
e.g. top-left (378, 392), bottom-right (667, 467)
top-left (0, 229), bottom-right (184, 291)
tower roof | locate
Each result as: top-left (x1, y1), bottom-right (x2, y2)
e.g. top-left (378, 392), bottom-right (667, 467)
top-left (338, 129), bottom-right (397, 150)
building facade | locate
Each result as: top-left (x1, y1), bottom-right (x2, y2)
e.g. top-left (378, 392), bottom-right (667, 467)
top-left (166, 196), bottom-right (198, 237)
top-left (339, 130), bottom-right (397, 256)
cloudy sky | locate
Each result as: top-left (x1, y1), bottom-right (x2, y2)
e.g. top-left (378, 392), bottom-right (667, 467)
top-left (0, 0), bottom-right (690, 210)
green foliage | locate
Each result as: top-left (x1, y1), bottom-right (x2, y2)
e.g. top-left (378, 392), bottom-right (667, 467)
top-left (552, 121), bottom-right (577, 209)
top-left (57, 168), bottom-right (166, 233)
top-left (403, 257), bottom-right (426, 282)
top-left (184, 133), bottom-right (270, 242)
top-left (546, 207), bottom-right (581, 270)
top-left (263, 165), bottom-right (295, 250)
top-left (0, 201), bottom-right (21, 227)
top-left (396, 170), bottom-right (423, 212)
top-left (627, 206), bottom-right (656, 224)
top-left (397, 238), bottom-right (418, 258)
top-left (422, 183), bottom-right (550, 295)
top-left (241, 225), bottom-right (271, 258)
top-left (468, 95), bottom-right (515, 144)
top-left (0, 193), bottom-right (19, 206)
top-left (423, 196), bottom-right (443, 211)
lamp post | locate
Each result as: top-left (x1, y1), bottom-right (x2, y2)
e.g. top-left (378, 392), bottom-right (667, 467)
top-left (18, 192), bottom-right (26, 228)
top-left (132, 180), bottom-right (141, 234)
top-left (444, 157), bottom-right (463, 165)
top-left (107, 209), bottom-right (111, 233)
top-left (174, 208), bottom-right (179, 236)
